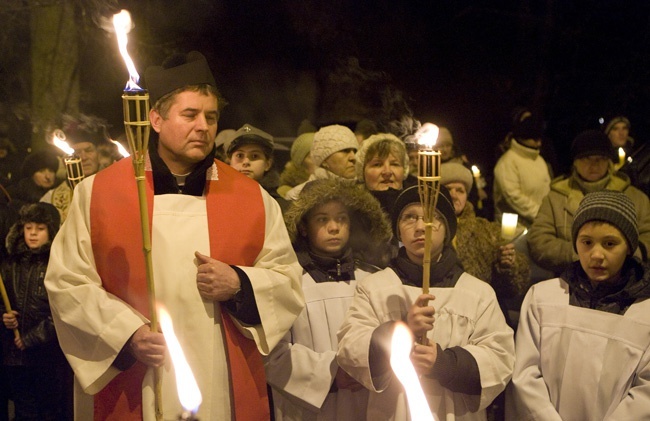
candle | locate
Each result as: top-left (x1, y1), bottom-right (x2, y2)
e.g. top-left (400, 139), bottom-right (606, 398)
top-left (470, 165), bottom-right (483, 209)
top-left (471, 165), bottom-right (480, 179)
top-left (159, 306), bottom-right (202, 419)
top-left (618, 147), bottom-right (626, 169)
top-left (390, 323), bottom-right (434, 421)
top-left (501, 213), bottom-right (518, 241)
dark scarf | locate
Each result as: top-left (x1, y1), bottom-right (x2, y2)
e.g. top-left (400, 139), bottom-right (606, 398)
top-left (562, 257), bottom-right (650, 315)
top-left (389, 245), bottom-right (464, 288)
top-left (148, 136), bottom-right (217, 196)
top-left (296, 247), bottom-right (356, 283)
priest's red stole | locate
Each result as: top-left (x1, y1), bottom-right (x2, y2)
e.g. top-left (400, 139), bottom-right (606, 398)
top-left (90, 157), bottom-right (269, 420)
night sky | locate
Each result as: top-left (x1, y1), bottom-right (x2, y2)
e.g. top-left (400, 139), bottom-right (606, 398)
top-left (75, 0), bottom-right (650, 177)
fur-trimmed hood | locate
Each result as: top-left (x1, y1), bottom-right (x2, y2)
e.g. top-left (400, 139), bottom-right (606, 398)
top-left (6, 202), bottom-right (60, 256)
top-left (284, 178), bottom-right (393, 262)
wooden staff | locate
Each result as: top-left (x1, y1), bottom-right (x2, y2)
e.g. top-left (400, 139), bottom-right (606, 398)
top-left (0, 272), bottom-right (20, 340)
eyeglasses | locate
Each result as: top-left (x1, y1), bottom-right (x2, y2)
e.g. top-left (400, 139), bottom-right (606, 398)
top-left (399, 213), bottom-right (444, 230)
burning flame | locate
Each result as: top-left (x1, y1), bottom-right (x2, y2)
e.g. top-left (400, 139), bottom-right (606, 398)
top-left (52, 129), bottom-right (74, 155)
top-left (110, 139), bottom-right (131, 157)
top-left (158, 305), bottom-right (202, 413)
top-left (471, 165), bottom-right (481, 178)
top-left (112, 10), bottom-right (142, 90)
top-left (390, 322), bottom-right (434, 421)
top-left (415, 123), bottom-right (439, 150)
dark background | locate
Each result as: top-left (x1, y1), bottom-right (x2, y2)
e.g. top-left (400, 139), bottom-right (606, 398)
top-left (8, 0), bottom-right (650, 177)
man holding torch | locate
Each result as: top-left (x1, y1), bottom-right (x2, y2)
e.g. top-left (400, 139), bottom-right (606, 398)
top-left (44, 51), bottom-right (304, 420)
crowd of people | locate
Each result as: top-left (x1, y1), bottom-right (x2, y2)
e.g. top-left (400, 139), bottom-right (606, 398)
top-left (0, 50), bottom-right (648, 420)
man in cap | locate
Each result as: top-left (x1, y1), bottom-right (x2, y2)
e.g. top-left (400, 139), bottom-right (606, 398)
top-left (41, 113), bottom-right (106, 223)
top-left (45, 51), bottom-right (304, 420)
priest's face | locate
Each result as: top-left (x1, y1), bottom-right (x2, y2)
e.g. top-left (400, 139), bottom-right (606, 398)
top-left (151, 90), bottom-right (219, 174)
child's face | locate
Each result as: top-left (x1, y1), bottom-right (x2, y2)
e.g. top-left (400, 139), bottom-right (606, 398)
top-left (301, 200), bottom-right (350, 258)
top-left (24, 222), bottom-right (49, 250)
top-left (229, 144), bottom-right (272, 181)
top-left (576, 221), bottom-right (628, 285)
top-left (398, 203), bottom-right (446, 265)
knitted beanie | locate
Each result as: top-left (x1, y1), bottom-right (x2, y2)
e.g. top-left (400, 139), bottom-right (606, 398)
top-left (572, 190), bottom-right (638, 254)
top-left (291, 132), bottom-right (315, 168)
top-left (604, 116), bottom-right (631, 135)
top-left (311, 125), bottom-right (358, 168)
top-left (440, 162), bottom-right (473, 193)
top-left (570, 129), bottom-right (615, 162)
top-left (391, 184), bottom-right (457, 243)
top-left (355, 133), bottom-right (409, 180)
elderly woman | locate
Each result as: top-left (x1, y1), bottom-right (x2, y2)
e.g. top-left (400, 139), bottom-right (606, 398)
top-left (355, 132), bottom-right (415, 214)
top-left (442, 162), bottom-right (530, 317)
top-left (284, 125), bottom-right (358, 201)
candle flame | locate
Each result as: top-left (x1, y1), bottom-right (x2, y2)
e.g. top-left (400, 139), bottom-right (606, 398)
top-left (415, 123), bottom-right (439, 149)
top-left (618, 147), bottom-right (625, 159)
top-left (471, 165), bottom-right (480, 177)
top-left (110, 139), bottom-right (131, 157)
top-left (52, 129), bottom-right (74, 155)
top-left (390, 323), bottom-right (434, 421)
top-left (158, 305), bottom-right (202, 413)
top-left (112, 10), bottom-right (142, 90)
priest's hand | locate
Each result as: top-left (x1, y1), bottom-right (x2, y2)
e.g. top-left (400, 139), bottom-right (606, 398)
top-left (129, 325), bottom-right (166, 367)
top-left (407, 294), bottom-right (436, 339)
top-left (2, 311), bottom-right (19, 330)
top-left (195, 251), bottom-right (241, 302)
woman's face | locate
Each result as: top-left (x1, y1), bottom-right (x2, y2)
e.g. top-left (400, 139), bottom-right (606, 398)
top-left (608, 122), bottom-right (629, 148)
top-left (574, 155), bottom-right (610, 182)
top-left (364, 152), bottom-right (405, 191)
top-left (445, 182), bottom-right (467, 215)
top-left (32, 168), bottom-right (56, 188)
top-left (397, 203), bottom-right (446, 265)
top-left (323, 149), bottom-right (356, 179)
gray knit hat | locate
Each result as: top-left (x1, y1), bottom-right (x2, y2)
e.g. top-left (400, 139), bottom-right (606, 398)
top-left (355, 133), bottom-right (409, 180)
top-left (440, 162), bottom-right (473, 193)
top-left (291, 132), bottom-right (315, 168)
top-left (572, 190), bottom-right (638, 254)
top-left (311, 125), bottom-right (358, 167)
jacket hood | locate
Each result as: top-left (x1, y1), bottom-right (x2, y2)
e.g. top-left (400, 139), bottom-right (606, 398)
top-left (284, 178), bottom-right (392, 258)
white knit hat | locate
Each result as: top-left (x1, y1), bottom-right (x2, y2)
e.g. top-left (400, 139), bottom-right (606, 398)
top-left (311, 125), bottom-right (358, 167)
top-left (355, 133), bottom-right (409, 180)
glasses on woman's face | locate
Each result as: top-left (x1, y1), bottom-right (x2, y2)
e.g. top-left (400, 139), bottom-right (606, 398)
top-left (399, 212), bottom-right (444, 230)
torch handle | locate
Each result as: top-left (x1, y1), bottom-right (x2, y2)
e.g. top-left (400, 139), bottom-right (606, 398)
top-left (417, 224), bottom-right (434, 345)
top-left (0, 272), bottom-right (20, 340)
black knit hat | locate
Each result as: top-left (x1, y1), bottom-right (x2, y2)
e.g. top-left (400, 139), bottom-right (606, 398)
top-left (572, 190), bottom-right (638, 254)
top-left (570, 130), bottom-right (615, 162)
top-left (145, 51), bottom-right (216, 105)
top-left (391, 184), bottom-right (457, 243)
top-left (21, 150), bottom-right (59, 178)
top-left (512, 115), bottom-right (544, 140)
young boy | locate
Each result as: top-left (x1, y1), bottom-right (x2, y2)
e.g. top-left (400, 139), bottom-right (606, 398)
top-left (336, 185), bottom-right (515, 420)
top-left (507, 190), bottom-right (650, 419)
top-left (1, 203), bottom-right (71, 420)
top-left (226, 123), bottom-right (287, 210)
top-left (265, 178), bottom-right (393, 420)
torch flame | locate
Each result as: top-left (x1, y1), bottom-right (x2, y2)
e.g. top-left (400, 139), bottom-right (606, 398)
top-left (390, 322), bottom-right (434, 421)
top-left (112, 10), bottom-right (142, 91)
top-left (110, 139), bottom-right (131, 157)
top-left (158, 305), bottom-right (202, 413)
top-left (415, 123), bottom-right (440, 150)
top-left (52, 129), bottom-right (74, 155)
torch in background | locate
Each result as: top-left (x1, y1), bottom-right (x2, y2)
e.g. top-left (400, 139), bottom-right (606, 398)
top-left (52, 129), bottom-right (84, 190)
top-left (415, 123), bottom-right (441, 297)
top-left (113, 9), bottom-right (162, 421)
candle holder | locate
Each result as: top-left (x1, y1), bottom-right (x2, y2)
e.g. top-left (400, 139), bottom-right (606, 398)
top-left (178, 411), bottom-right (199, 421)
top-left (64, 154), bottom-right (84, 190)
